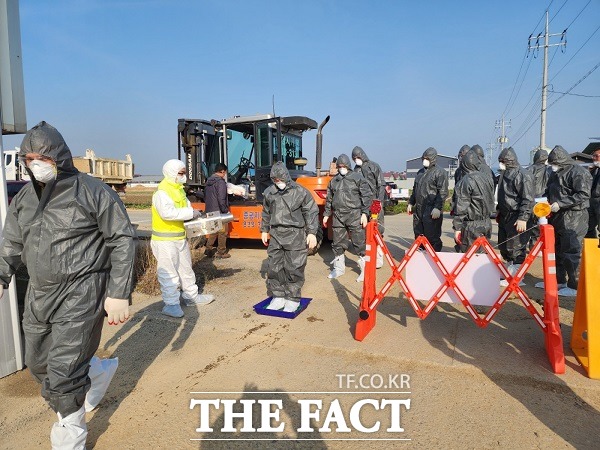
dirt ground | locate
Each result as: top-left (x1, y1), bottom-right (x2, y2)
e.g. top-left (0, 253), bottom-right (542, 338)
top-left (1, 212), bottom-right (599, 449)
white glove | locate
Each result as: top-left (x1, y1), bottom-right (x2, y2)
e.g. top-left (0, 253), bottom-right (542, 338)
top-left (0, 285), bottom-right (4, 299)
top-left (515, 220), bottom-right (527, 233)
top-left (360, 214), bottom-right (368, 228)
top-left (550, 202), bottom-right (560, 213)
top-left (306, 233), bottom-right (317, 249)
top-left (407, 204), bottom-right (413, 214)
top-left (454, 230), bottom-right (462, 244)
top-left (105, 297), bottom-right (129, 325)
top-left (431, 208), bottom-right (441, 219)
top-left (261, 232), bottom-right (269, 246)
top-left (323, 216), bottom-right (329, 227)
top-left (192, 209), bottom-right (202, 219)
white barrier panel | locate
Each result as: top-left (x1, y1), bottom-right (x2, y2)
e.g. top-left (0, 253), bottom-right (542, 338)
top-left (406, 252), bottom-right (500, 306)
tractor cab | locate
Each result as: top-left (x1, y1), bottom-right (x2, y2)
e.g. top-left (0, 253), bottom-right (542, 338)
top-left (178, 114), bottom-right (317, 203)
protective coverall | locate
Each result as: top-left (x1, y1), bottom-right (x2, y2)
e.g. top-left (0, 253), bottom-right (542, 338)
top-left (0, 122), bottom-right (136, 448)
top-left (496, 147), bottom-right (534, 267)
top-left (471, 144), bottom-right (497, 189)
top-left (324, 154), bottom-right (372, 280)
top-left (352, 146), bottom-right (386, 267)
top-left (451, 144), bottom-right (471, 218)
top-left (452, 150), bottom-right (495, 252)
top-left (547, 146), bottom-right (592, 293)
top-left (408, 147), bottom-right (449, 252)
top-left (585, 162), bottom-right (600, 239)
top-left (260, 162), bottom-right (318, 311)
top-left (527, 149), bottom-right (550, 249)
top-left (151, 160), bottom-right (214, 318)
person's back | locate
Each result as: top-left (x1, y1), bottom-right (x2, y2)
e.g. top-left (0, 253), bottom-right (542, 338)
top-left (205, 168), bottom-right (229, 214)
top-left (528, 149), bottom-right (550, 198)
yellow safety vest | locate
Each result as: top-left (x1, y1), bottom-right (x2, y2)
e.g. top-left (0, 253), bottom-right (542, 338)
top-left (151, 179), bottom-right (188, 241)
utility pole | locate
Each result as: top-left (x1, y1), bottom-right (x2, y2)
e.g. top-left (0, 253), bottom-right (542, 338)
top-left (528, 11), bottom-right (566, 152)
top-left (486, 142), bottom-right (495, 167)
top-left (495, 115), bottom-right (511, 154)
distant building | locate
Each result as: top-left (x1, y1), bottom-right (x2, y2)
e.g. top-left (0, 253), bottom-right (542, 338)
top-left (406, 154), bottom-right (458, 179)
top-left (128, 175), bottom-right (162, 188)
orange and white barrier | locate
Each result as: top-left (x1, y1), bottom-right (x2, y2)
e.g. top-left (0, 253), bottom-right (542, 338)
top-left (355, 206), bottom-right (565, 374)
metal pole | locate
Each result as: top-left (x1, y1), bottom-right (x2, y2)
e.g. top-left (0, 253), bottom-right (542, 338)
top-left (540, 11), bottom-right (549, 151)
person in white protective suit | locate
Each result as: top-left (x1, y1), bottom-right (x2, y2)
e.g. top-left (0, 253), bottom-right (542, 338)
top-left (0, 122), bottom-right (135, 450)
top-left (151, 159), bottom-right (215, 318)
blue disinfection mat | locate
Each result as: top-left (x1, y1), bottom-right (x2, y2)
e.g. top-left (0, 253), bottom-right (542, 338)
top-left (253, 297), bottom-right (312, 319)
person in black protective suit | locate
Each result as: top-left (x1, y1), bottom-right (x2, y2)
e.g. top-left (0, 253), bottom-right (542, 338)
top-left (527, 149), bottom-right (550, 250)
top-left (351, 146), bottom-right (386, 268)
top-left (452, 150), bottom-right (495, 252)
top-left (451, 144), bottom-right (471, 218)
top-left (585, 149), bottom-right (600, 239)
top-left (407, 147), bottom-right (449, 252)
top-left (471, 144), bottom-right (497, 189)
top-left (496, 147), bottom-right (534, 285)
top-left (0, 122), bottom-right (136, 449)
top-left (543, 145), bottom-right (592, 297)
top-left (323, 154), bottom-right (372, 281)
top-left (261, 162), bottom-right (319, 312)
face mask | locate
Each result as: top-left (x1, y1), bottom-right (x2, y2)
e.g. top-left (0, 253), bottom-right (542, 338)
top-left (422, 159), bottom-right (430, 168)
top-left (551, 165), bottom-right (560, 172)
top-left (275, 181), bottom-right (286, 190)
top-left (338, 167), bottom-right (348, 176)
top-left (176, 175), bottom-right (187, 184)
top-left (354, 158), bottom-right (363, 166)
top-left (545, 161), bottom-right (549, 166)
top-left (594, 161), bottom-right (600, 168)
top-left (29, 160), bottom-right (57, 183)
top-left (498, 162), bottom-right (506, 171)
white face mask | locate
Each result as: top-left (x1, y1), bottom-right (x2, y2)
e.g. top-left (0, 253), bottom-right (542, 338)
top-left (594, 161), bottom-right (600, 168)
top-left (422, 159), bottom-right (430, 168)
top-left (29, 160), bottom-right (57, 183)
top-left (551, 165), bottom-right (560, 172)
top-left (176, 175), bottom-right (187, 184)
top-left (275, 181), bottom-right (286, 190)
top-left (498, 162), bottom-right (506, 171)
top-left (338, 167), bottom-right (348, 176)
top-left (354, 158), bottom-right (363, 166)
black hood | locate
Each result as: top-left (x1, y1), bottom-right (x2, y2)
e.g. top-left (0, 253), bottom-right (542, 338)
top-left (548, 145), bottom-right (574, 168)
top-left (533, 149), bottom-right (549, 164)
top-left (458, 145), bottom-right (470, 159)
top-left (498, 147), bottom-right (520, 168)
top-left (422, 147), bottom-right (437, 166)
top-left (336, 153), bottom-right (352, 168)
top-left (19, 121), bottom-right (76, 174)
top-left (460, 150), bottom-right (481, 174)
top-left (270, 161), bottom-right (292, 183)
top-left (351, 146), bottom-right (369, 162)
top-left (471, 144), bottom-right (485, 159)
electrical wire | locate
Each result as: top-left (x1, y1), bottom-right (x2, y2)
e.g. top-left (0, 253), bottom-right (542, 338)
top-left (548, 60), bottom-right (600, 107)
top-left (550, 24), bottom-right (600, 82)
top-left (549, 0), bottom-right (568, 24)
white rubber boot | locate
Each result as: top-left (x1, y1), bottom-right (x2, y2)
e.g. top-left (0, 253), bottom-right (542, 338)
top-left (266, 297), bottom-right (286, 310)
top-left (282, 299), bottom-right (300, 313)
top-left (376, 246), bottom-right (384, 269)
top-left (356, 256), bottom-right (366, 282)
top-left (534, 281), bottom-right (567, 289)
top-left (328, 255), bottom-right (346, 279)
top-left (500, 264), bottom-right (526, 287)
top-left (51, 406), bottom-right (87, 450)
top-left (85, 356), bottom-right (119, 412)
top-left (183, 294), bottom-right (215, 306)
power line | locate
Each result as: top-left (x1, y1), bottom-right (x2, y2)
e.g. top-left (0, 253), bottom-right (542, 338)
top-left (550, 24), bottom-right (600, 82)
top-left (547, 90), bottom-right (600, 98)
top-left (549, 0), bottom-right (569, 24)
top-left (565, 0), bottom-right (591, 30)
top-left (548, 60), bottom-right (600, 107)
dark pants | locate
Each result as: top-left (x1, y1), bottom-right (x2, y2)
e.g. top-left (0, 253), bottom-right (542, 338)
top-left (206, 226), bottom-right (227, 254)
top-left (586, 202), bottom-right (599, 238)
top-left (413, 207), bottom-right (443, 251)
top-left (23, 272), bottom-right (107, 416)
top-left (551, 209), bottom-right (587, 289)
top-left (498, 211), bottom-right (530, 265)
top-left (457, 219), bottom-right (492, 253)
top-left (267, 227), bottom-right (307, 301)
top-left (331, 209), bottom-right (366, 257)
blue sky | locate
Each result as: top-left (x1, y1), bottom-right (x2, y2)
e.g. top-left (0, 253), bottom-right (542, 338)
top-left (4, 0), bottom-right (599, 174)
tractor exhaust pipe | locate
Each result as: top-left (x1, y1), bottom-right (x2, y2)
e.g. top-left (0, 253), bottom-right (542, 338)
top-left (315, 115), bottom-right (330, 177)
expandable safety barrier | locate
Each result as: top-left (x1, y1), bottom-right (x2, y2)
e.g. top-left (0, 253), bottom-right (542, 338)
top-left (355, 204), bottom-right (565, 374)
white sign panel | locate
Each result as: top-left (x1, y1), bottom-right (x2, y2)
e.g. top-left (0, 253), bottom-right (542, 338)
top-left (405, 251), bottom-right (501, 306)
